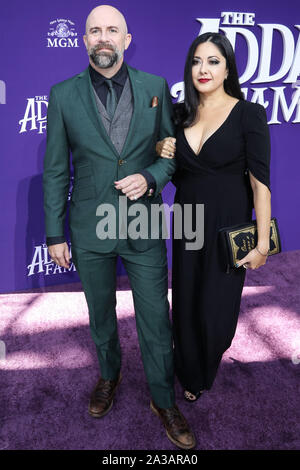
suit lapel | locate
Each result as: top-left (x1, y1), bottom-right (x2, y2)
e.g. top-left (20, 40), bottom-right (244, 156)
top-left (92, 86), bottom-right (110, 120)
top-left (75, 67), bottom-right (119, 157)
top-left (75, 65), bottom-right (145, 159)
top-left (120, 66), bottom-right (144, 158)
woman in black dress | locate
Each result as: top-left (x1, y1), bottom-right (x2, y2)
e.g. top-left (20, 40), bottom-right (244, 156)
top-left (157, 33), bottom-right (271, 402)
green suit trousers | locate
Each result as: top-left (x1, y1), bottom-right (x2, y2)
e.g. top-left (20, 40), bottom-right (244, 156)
top-left (71, 239), bottom-right (175, 409)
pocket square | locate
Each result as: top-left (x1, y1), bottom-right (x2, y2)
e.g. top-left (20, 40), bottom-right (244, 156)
top-left (151, 96), bottom-right (159, 107)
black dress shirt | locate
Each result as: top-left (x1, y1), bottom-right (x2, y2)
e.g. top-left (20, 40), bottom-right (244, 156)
top-left (46, 62), bottom-right (157, 247)
top-left (89, 61), bottom-right (128, 107)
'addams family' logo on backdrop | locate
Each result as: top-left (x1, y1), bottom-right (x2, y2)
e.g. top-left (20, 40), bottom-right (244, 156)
top-left (19, 95), bottom-right (48, 134)
top-left (171, 11), bottom-right (300, 124)
top-left (27, 183), bottom-right (74, 277)
top-left (27, 243), bottom-right (77, 277)
top-left (47, 19), bottom-right (79, 48)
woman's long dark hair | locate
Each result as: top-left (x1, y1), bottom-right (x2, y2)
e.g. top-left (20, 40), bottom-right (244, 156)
top-left (175, 32), bottom-right (244, 128)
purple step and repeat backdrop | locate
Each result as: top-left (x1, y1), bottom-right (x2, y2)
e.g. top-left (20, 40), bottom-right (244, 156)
top-left (1, 0), bottom-right (299, 293)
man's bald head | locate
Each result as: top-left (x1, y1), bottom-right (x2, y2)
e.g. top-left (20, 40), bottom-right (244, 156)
top-left (83, 5), bottom-right (132, 75)
top-left (85, 5), bottom-right (128, 35)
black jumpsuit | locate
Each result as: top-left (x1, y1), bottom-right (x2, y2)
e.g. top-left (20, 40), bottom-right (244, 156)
top-left (172, 100), bottom-right (271, 393)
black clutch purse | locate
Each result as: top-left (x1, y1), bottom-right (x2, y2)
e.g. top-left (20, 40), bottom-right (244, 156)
top-left (219, 217), bottom-right (281, 270)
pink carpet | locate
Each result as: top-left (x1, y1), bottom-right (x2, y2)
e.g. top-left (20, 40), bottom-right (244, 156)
top-left (0, 250), bottom-right (299, 450)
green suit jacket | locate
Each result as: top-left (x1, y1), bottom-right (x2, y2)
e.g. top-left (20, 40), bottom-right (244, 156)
top-left (43, 64), bottom-right (176, 253)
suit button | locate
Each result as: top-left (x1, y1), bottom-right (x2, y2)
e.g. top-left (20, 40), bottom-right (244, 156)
top-left (118, 159), bottom-right (126, 165)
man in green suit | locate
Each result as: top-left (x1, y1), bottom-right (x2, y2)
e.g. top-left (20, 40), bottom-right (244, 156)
top-left (43, 5), bottom-right (195, 449)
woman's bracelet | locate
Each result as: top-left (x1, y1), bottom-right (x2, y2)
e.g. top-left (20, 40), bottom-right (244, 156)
top-left (255, 246), bottom-right (269, 257)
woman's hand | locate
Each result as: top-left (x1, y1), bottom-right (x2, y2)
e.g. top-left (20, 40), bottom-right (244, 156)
top-left (236, 247), bottom-right (268, 270)
top-left (156, 137), bottom-right (176, 159)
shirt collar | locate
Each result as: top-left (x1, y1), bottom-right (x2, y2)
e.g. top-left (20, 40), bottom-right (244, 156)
top-left (89, 61), bottom-right (128, 87)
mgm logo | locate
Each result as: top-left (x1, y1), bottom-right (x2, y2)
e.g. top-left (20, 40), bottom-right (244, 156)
top-left (47, 18), bottom-right (79, 48)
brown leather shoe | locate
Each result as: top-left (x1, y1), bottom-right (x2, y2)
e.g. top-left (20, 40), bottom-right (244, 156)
top-left (150, 400), bottom-right (196, 449)
top-left (88, 373), bottom-right (122, 418)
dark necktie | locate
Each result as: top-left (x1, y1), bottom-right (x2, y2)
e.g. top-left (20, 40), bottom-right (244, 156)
top-left (105, 79), bottom-right (117, 119)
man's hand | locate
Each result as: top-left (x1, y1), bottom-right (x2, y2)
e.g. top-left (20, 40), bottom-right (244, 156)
top-left (48, 242), bottom-right (70, 269)
top-left (114, 174), bottom-right (147, 200)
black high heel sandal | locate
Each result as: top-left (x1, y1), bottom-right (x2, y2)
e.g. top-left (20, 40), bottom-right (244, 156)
top-left (184, 390), bottom-right (203, 402)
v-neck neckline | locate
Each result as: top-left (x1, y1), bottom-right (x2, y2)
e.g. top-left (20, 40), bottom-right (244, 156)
top-left (183, 100), bottom-right (241, 156)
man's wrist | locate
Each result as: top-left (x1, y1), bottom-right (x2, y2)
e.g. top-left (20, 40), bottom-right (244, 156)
top-left (139, 170), bottom-right (156, 197)
top-left (46, 236), bottom-right (66, 246)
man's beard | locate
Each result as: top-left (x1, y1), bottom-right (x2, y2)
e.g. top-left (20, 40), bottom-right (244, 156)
top-left (89, 42), bottom-right (123, 69)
